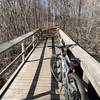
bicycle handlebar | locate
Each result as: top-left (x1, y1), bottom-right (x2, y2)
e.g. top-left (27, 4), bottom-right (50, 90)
top-left (48, 44), bottom-right (77, 50)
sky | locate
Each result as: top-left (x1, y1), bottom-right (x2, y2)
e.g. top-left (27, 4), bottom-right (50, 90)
top-left (41, 0), bottom-right (48, 7)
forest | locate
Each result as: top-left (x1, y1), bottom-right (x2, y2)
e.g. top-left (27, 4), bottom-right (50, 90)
top-left (0, 0), bottom-right (100, 61)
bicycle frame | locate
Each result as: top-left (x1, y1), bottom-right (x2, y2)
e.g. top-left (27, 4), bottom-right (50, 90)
top-left (48, 43), bottom-right (86, 100)
top-left (59, 50), bottom-right (74, 100)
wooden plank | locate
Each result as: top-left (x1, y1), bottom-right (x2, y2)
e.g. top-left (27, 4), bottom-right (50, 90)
top-left (34, 42), bottom-right (52, 97)
top-left (0, 29), bottom-right (40, 54)
top-left (21, 42), bottom-right (25, 62)
top-left (58, 29), bottom-right (100, 97)
top-left (33, 39), bottom-right (62, 100)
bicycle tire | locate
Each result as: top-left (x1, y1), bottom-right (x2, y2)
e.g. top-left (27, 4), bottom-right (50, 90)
top-left (64, 73), bottom-right (87, 100)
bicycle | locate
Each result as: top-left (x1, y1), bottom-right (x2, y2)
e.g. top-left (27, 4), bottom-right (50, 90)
top-left (48, 40), bottom-right (87, 100)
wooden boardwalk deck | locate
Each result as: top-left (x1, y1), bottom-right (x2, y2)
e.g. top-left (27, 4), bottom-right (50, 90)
top-left (1, 38), bottom-right (64, 100)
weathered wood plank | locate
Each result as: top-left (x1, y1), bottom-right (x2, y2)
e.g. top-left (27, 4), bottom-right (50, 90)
top-left (34, 41), bottom-right (52, 98)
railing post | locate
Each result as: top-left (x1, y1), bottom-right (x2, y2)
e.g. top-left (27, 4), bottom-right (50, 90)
top-left (32, 35), bottom-right (34, 47)
top-left (37, 31), bottom-right (40, 43)
top-left (40, 29), bottom-right (42, 41)
top-left (21, 42), bottom-right (25, 62)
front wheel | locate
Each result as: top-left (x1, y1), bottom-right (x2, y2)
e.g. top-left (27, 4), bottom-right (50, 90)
top-left (64, 73), bottom-right (87, 100)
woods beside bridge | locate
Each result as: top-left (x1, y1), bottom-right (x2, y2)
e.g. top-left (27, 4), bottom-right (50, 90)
top-left (0, 0), bottom-right (100, 61)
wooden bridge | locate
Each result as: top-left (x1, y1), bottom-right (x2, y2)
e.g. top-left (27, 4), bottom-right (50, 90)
top-left (0, 28), bottom-right (100, 99)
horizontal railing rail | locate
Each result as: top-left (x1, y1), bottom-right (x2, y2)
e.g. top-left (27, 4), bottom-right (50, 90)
top-left (0, 28), bottom-right (41, 54)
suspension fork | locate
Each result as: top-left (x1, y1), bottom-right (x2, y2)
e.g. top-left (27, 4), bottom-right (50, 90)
top-left (61, 56), bottom-right (72, 98)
